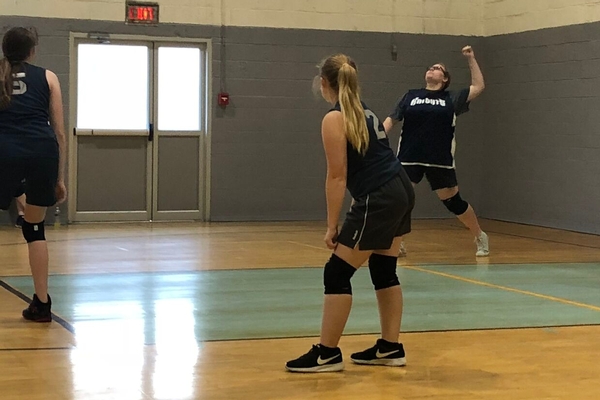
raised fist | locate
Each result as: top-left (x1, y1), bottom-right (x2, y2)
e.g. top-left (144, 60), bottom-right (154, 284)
top-left (462, 45), bottom-right (475, 58)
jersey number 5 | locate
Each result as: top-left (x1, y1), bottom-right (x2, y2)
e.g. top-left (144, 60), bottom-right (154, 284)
top-left (12, 72), bottom-right (27, 95)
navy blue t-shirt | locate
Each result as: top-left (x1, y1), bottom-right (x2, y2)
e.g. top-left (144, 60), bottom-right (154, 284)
top-left (389, 88), bottom-right (470, 168)
top-left (0, 63), bottom-right (58, 159)
top-left (329, 102), bottom-right (401, 199)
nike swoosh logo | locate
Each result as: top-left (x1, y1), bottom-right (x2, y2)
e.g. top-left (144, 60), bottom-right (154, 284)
top-left (376, 349), bottom-right (400, 358)
top-left (317, 354), bottom-right (340, 365)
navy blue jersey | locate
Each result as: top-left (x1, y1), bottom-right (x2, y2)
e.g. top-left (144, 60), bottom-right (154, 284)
top-left (389, 88), bottom-right (470, 169)
top-left (0, 63), bottom-right (58, 159)
top-left (329, 102), bottom-right (401, 199)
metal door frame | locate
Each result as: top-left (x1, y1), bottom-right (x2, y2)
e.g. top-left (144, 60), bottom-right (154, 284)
top-left (71, 37), bottom-right (154, 223)
top-left (151, 41), bottom-right (208, 221)
top-left (68, 33), bottom-right (212, 223)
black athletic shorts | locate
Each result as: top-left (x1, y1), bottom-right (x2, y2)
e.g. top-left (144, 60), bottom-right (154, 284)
top-left (0, 158), bottom-right (59, 210)
top-left (402, 165), bottom-right (458, 191)
top-left (13, 179), bottom-right (26, 197)
top-left (337, 168), bottom-right (415, 251)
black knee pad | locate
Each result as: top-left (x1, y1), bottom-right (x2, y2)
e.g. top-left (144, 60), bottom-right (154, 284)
top-left (323, 254), bottom-right (357, 295)
top-left (368, 254), bottom-right (400, 290)
top-left (22, 220), bottom-right (46, 243)
top-left (442, 192), bottom-right (469, 215)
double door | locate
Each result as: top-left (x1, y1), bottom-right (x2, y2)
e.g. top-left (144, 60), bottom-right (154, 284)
top-left (70, 37), bottom-right (209, 222)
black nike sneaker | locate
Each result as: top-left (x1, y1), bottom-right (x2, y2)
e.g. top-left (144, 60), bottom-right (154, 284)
top-left (351, 339), bottom-right (406, 366)
top-left (286, 344), bottom-right (344, 373)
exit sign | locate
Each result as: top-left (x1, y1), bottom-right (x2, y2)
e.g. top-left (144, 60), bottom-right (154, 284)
top-left (126, 2), bottom-right (159, 25)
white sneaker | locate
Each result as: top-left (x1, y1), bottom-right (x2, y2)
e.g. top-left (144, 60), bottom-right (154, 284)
top-left (475, 232), bottom-right (489, 257)
top-left (398, 242), bottom-right (407, 257)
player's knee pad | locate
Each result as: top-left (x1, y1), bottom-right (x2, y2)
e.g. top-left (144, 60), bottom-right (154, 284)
top-left (368, 254), bottom-right (400, 290)
top-left (22, 220), bottom-right (46, 243)
top-left (323, 254), bottom-right (357, 295)
top-left (442, 192), bottom-right (469, 215)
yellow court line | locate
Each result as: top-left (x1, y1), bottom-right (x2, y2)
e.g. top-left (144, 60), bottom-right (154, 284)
top-left (402, 264), bottom-right (600, 313)
top-left (288, 240), bottom-right (600, 312)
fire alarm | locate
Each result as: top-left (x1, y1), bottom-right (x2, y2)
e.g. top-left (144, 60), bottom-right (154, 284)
top-left (218, 92), bottom-right (229, 106)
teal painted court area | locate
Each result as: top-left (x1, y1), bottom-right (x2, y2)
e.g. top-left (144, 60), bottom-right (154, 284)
top-left (2, 263), bottom-right (600, 346)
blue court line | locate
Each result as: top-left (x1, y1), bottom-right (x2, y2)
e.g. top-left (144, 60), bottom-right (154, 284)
top-left (0, 280), bottom-right (75, 334)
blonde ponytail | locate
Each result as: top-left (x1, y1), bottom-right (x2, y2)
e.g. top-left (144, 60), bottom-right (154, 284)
top-left (337, 63), bottom-right (369, 155)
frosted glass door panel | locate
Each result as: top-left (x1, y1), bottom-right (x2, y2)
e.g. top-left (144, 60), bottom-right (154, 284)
top-left (77, 44), bottom-right (149, 130)
top-left (157, 47), bottom-right (201, 132)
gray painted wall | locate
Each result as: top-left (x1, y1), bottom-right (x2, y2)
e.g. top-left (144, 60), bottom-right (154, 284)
top-left (481, 23), bottom-right (600, 234)
top-left (0, 15), bottom-right (482, 225)
top-left (212, 29), bottom-right (485, 221)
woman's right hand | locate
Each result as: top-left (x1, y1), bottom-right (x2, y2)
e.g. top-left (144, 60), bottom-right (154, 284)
top-left (55, 180), bottom-right (67, 204)
top-left (324, 227), bottom-right (339, 250)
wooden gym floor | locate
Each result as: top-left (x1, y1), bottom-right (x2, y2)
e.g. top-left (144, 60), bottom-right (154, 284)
top-left (0, 218), bottom-right (599, 400)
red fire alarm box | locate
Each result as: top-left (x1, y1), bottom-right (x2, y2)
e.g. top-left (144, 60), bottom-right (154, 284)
top-left (218, 92), bottom-right (229, 106)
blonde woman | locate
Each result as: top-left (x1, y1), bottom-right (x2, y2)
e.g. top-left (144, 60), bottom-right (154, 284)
top-left (286, 54), bottom-right (414, 373)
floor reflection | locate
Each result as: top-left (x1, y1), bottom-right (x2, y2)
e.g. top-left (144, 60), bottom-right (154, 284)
top-left (69, 297), bottom-right (200, 400)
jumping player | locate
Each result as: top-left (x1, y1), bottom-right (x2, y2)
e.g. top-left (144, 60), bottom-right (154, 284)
top-left (384, 46), bottom-right (488, 257)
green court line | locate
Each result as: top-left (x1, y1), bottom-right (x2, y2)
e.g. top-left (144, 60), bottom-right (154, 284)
top-left (2, 266), bottom-right (600, 345)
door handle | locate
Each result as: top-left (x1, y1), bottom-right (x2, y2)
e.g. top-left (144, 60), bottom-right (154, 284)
top-left (149, 123), bottom-right (154, 142)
